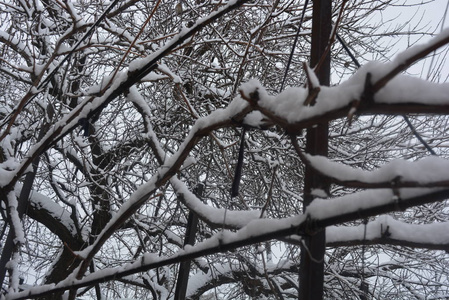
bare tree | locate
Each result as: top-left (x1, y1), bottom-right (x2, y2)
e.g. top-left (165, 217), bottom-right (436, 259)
top-left (1, 0), bottom-right (449, 299)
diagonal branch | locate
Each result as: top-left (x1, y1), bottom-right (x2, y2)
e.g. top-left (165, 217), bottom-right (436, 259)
top-left (8, 187), bottom-right (449, 299)
top-left (372, 28), bottom-right (449, 93)
top-left (74, 100), bottom-right (252, 281)
top-left (1, 0), bottom-right (252, 193)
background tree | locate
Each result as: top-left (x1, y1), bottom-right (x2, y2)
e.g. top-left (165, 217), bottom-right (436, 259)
top-left (1, 0), bottom-right (449, 299)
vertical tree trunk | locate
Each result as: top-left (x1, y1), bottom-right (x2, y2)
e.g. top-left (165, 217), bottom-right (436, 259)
top-left (174, 183), bottom-right (203, 300)
top-left (0, 124), bottom-right (49, 289)
top-left (299, 0), bottom-right (331, 299)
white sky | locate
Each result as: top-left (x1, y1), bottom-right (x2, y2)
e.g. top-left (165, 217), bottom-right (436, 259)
top-left (374, 0), bottom-right (449, 81)
top-left (5, 1), bottom-right (449, 297)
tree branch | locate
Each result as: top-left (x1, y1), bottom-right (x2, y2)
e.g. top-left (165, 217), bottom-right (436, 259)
top-left (8, 187), bottom-right (449, 299)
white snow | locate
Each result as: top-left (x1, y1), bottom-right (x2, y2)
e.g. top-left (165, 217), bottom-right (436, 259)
top-left (306, 187), bottom-right (443, 220)
top-left (327, 215), bottom-right (449, 246)
top-left (376, 74), bottom-right (449, 104)
top-left (0, 160), bottom-right (18, 187)
top-left (0, 30), bottom-right (32, 60)
top-left (304, 153), bottom-right (449, 185)
top-left (237, 27), bottom-right (449, 124)
top-left (242, 111), bottom-right (269, 128)
top-left (5, 9), bottom-right (449, 300)
top-left (14, 184), bottom-right (78, 236)
top-left (306, 63), bottom-right (320, 87)
top-left (7, 186), bottom-right (449, 299)
top-left (171, 176), bottom-right (260, 228)
top-left (7, 190), bottom-right (25, 244)
top-left (243, 61), bottom-right (449, 124)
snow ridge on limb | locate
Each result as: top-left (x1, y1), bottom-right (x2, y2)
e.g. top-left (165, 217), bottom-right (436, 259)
top-left (8, 186), bottom-right (449, 299)
top-left (14, 184), bottom-right (78, 240)
top-left (5, 7), bottom-right (449, 300)
top-left (296, 151), bottom-right (449, 188)
top-left (327, 215), bottom-right (449, 251)
top-left (171, 176), bottom-right (260, 229)
top-left (73, 95), bottom-right (252, 281)
top-left (128, 85), bottom-right (260, 229)
top-left (0, 0), bottom-right (252, 193)
top-left (239, 28), bottom-right (449, 134)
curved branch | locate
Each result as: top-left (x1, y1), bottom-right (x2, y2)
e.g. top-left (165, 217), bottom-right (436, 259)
top-left (74, 99), bottom-right (252, 280)
top-left (327, 215), bottom-right (449, 251)
top-left (9, 187), bottom-right (449, 299)
top-left (22, 187), bottom-right (82, 245)
top-left (1, 0), bottom-right (252, 195)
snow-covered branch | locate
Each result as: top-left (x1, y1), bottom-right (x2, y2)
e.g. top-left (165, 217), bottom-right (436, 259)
top-left (74, 96), bottom-right (252, 281)
top-left (3, 1), bottom-right (449, 299)
top-left (239, 29), bottom-right (449, 133)
top-left (327, 215), bottom-right (449, 251)
top-left (8, 186), bottom-right (449, 299)
top-left (299, 152), bottom-right (449, 188)
top-left (0, 0), bottom-right (252, 192)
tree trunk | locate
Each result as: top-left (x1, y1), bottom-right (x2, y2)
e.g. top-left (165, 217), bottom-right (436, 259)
top-left (299, 0), bottom-right (331, 299)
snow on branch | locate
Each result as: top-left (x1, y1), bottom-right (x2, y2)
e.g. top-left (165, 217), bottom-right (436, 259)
top-left (186, 259), bottom-right (297, 299)
top-left (73, 96), bottom-right (252, 282)
top-left (0, 0), bottom-right (252, 192)
top-left (0, 31), bottom-right (33, 66)
top-left (298, 152), bottom-right (449, 188)
top-left (128, 86), bottom-right (260, 230)
top-left (5, 6), bottom-right (449, 299)
top-left (15, 184), bottom-right (79, 241)
top-left (239, 28), bottom-right (449, 133)
top-left (128, 86), bottom-right (260, 229)
top-left (327, 215), bottom-right (449, 251)
top-left (372, 27), bottom-right (449, 93)
top-left (8, 187), bottom-right (449, 299)
top-left (171, 176), bottom-right (260, 229)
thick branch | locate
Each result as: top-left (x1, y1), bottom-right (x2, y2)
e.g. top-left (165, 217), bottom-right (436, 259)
top-left (74, 101), bottom-right (252, 280)
top-left (1, 0), bottom-right (252, 194)
top-left (9, 187), bottom-right (449, 299)
top-left (291, 141), bottom-right (449, 189)
top-left (326, 217), bottom-right (449, 251)
top-left (243, 86), bottom-right (449, 135)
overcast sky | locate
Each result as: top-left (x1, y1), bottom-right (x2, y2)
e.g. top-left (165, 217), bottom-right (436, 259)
top-left (374, 0), bottom-right (449, 81)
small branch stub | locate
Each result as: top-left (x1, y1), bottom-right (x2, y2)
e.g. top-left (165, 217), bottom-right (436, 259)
top-left (361, 72), bottom-right (374, 104)
top-left (239, 88), bottom-right (260, 106)
top-left (347, 99), bottom-right (360, 126)
top-left (303, 62), bottom-right (321, 106)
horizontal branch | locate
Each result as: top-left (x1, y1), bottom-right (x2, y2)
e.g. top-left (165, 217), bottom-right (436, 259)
top-left (328, 232), bottom-right (449, 251)
top-left (240, 79), bottom-right (449, 135)
top-left (327, 216), bottom-right (449, 251)
top-left (9, 187), bottom-right (449, 299)
top-left (239, 29), bottom-right (449, 133)
top-left (293, 148), bottom-right (449, 189)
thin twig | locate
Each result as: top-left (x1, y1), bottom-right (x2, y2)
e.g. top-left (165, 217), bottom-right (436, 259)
top-left (0, 0), bottom-right (121, 141)
top-left (280, 0), bottom-right (309, 92)
top-left (336, 30), bottom-right (437, 155)
top-left (106, 0), bottom-right (162, 89)
top-left (290, 133), bottom-right (447, 188)
top-left (372, 34), bottom-right (449, 93)
top-left (260, 165), bottom-right (278, 218)
top-left (314, 0), bottom-right (348, 73)
top-left (403, 116), bottom-right (437, 155)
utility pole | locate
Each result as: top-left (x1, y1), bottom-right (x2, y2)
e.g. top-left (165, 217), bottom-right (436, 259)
top-left (299, 0), bottom-right (331, 299)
